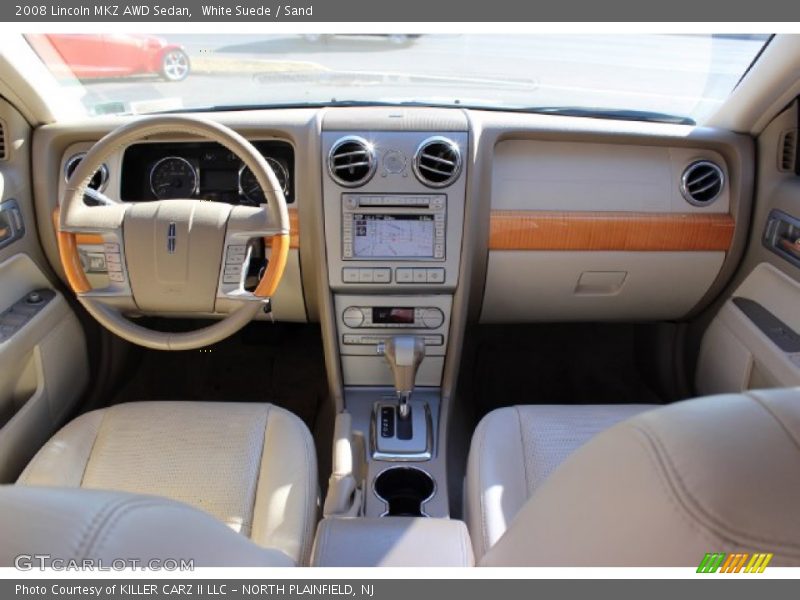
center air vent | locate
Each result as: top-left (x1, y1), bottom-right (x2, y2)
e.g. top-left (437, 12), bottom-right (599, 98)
top-left (328, 136), bottom-right (376, 187)
top-left (413, 137), bottom-right (462, 188)
top-left (64, 153), bottom-right (109, 193)
top-left (680, 160), bottom-right (724, 206)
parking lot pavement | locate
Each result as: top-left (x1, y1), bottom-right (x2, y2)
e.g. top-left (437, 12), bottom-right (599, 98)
top-left (78, 34), bottom-right (767, 122)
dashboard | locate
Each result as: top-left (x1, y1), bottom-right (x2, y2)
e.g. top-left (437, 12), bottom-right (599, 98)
top-left (119, 140), bottom-right (294, 205)
top-left (38, 107), bottom-right (752, 353)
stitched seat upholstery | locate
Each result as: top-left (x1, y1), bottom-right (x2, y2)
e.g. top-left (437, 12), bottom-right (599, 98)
top-left (16, 401), bottom-right (318, 565)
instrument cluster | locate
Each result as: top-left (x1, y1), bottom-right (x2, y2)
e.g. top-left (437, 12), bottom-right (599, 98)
top-left (120, 140), bottom-right (294, 205)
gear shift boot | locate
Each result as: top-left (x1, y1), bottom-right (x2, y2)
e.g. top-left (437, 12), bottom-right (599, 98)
top-left (372, 399), bottom-right (432, 460)
top-left (374, 336), bottom-right (430, 460)
top-left (379, 336), bottom-right (425, 420)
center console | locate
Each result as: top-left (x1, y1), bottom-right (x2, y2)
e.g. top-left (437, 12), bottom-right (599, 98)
top-left (321, 111), bottom-right (468, 519)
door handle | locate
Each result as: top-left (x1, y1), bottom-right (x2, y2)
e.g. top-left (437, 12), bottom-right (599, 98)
top-left (764, 209), bottom-right (800, 268)
top-left (0, 199), bottom-right (24, 250)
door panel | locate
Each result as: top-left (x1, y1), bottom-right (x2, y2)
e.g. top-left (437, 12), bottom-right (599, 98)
top-left (0, 98), bottom-right (89, 481)
top-left (697, 263), bottom-right (800, 394)
top-left (696, 101), bottom-right (800, 394)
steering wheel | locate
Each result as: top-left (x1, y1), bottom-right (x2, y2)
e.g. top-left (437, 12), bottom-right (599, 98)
top-left (57, 116), bottom-right (290, 350)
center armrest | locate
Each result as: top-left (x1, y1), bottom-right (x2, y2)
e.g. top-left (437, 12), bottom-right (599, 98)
top-left (311, 517), bottom-right (474, 567)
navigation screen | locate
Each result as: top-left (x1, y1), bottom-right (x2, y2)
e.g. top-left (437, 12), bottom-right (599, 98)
top-left (352, 214), bottom-right (435, 258)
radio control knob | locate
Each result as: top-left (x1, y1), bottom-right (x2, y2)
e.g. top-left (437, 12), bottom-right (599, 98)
top-left (420, 308), bottom-right (444, 329)
top-left (343, 306), bottom-right (365, 328)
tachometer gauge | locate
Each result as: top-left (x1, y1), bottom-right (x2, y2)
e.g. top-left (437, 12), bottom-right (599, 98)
top-left (238, 157), bottom-right (289, 205)
top-left (149, 156), bottom-right (198, 200)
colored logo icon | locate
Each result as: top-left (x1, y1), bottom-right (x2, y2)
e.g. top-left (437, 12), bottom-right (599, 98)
top-left (697, 552), bottom-right (773, 573)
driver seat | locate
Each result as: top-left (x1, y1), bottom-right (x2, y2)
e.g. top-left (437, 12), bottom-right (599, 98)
top-left (14, 401), bottom-right (318, 565)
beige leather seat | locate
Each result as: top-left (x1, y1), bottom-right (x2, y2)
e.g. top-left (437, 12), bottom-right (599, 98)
top-left (12, 401), bottom-right (318, 565)
top-left (466, 403), bottom-right (654, 558)
top-left (466, 389), bottom-right (800, 566)
top-left (0, 486), bottom-right (297, 567)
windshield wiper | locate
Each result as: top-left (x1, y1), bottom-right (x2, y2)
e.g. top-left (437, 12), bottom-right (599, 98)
top-left (517, 106), bottom-right (695, 126)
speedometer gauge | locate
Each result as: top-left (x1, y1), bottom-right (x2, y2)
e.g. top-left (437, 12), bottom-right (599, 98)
top-left (238, 157), bottom-right (289, 205)
top-left (149, 156), bottom-right (198, 200)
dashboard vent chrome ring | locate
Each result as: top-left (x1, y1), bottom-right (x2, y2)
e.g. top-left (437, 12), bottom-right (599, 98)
top-left (64, 153), bottom-right (110, 193)
top-left (413, 136), bottom-right (462, 188)
top-left (328, 136), bottom-right (376, 187)
top-left (680, 160), bottom-right (724, 206)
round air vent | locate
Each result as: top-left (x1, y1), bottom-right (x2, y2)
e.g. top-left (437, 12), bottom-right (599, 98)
top-left (64, 153), bottom-right (109, 193)
top-left (413, 137), bottom-right (462, 188)
top-left (680, 160), bottom-right (724, 206)
top-left (328, 136), bottom-right (376, 187)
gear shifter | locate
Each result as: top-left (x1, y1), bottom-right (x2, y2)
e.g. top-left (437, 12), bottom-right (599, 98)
top-left (379, 336), bottom-right (425, 420)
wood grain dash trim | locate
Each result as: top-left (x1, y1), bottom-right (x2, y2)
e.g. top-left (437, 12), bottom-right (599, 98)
top-left (288, 207), bottom-right (300, 249)
top-left (488, 211), bottom-right (734, 252)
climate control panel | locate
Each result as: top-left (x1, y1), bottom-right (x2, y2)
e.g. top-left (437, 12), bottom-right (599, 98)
top-left (334, 294), bottom-right (452, 387)
top-left (342, 306), bottom-right (445, 329)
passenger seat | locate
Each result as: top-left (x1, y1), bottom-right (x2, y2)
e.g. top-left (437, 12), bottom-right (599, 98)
top-left (465, 390), bottom-right (800, 565)
top-left (465, 404), bottom-right (656, 558)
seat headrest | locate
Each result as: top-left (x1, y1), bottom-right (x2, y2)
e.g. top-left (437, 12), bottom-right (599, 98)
top-left (481, 388), bottom-right (800, 566)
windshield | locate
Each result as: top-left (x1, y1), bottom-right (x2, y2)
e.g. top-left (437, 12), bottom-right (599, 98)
top-left (25, 33), bottom-right (770, 125)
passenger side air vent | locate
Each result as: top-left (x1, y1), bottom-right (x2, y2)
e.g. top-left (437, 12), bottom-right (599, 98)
top-left (413, 137), bottom-right (462, 188)
top-left (64, 153), bottom-right (109, 193)
top-left (778, 129), bottom-right (797, 173)
top-left (0, 119), bottom-right (6, 160)
top-left (328, 136), bottom-right (376, 187)
top-left (680, 160), bottom-right (724, 206)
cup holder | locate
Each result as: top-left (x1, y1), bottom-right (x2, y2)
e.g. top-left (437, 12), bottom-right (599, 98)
top-left (374, 467), bottom-right (435, 517)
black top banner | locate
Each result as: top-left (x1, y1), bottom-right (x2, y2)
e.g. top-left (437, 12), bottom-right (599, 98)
top-left (2, 0), bottom-right (800, 22)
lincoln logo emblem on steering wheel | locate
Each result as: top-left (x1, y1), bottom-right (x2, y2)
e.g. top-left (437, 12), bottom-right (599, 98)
top-left (167, 222), bottom-right (177, 254)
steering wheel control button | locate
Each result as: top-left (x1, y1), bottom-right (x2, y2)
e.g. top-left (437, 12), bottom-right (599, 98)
top-left (105, 253), bottom-right (121, 264)
top-left (107, 262), bottom-right (123, 272)
top-left (86, 253), bottom-right (107, 272)
top-left (223, 264), bottom-right (243, 284)
top-left (108, 272), bottom-right (125, 283)
top-left (103, 242), bottom-right (120, 253)
top-left (223, 246), bottom-right (251, 283)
